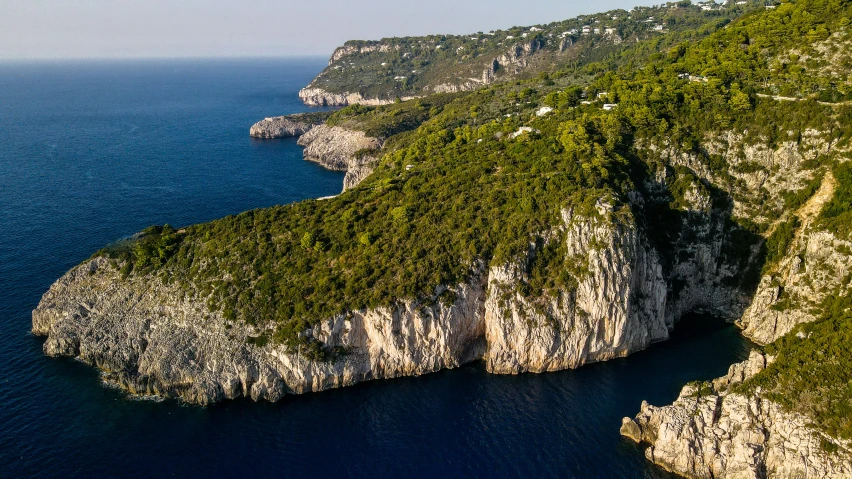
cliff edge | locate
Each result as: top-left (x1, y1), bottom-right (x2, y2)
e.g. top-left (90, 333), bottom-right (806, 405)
top-left (621, 351), bottom-right (852, 478)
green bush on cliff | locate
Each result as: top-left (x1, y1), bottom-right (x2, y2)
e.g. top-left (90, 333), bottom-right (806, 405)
top-left (762, 217), bottom-right (800, 275)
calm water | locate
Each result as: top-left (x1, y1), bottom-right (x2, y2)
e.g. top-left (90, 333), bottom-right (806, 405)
top-left (0, 58), bottom-right (752, 478)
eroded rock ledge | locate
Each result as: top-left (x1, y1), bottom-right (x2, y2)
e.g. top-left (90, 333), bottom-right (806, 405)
top-left (296, 125), bottom-right (382, 191)
top-left (249, 113), bottom-right (328, 139)
top-left (621, 351), bottom-right (852, 478)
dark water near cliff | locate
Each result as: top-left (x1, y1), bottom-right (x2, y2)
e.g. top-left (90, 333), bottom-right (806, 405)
top-left (0, 58), bottom-right (752, 478)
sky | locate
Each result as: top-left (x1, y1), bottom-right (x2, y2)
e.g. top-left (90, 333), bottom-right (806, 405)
top-left (0, 0), bottom-right (659, 60)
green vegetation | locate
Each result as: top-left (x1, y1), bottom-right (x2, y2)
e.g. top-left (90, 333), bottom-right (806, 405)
top-left (762, 217), bottom-right (800, 275)
top-left (285, 111), bottom-right (334, 124)
top-left (326, 94), bottom-right (461, 138)
top-left (101, 225), bottom-right (185, 279)
top-left (307, 2), bottom-right (766, 102)
top-left (102, 101), bottom-right (634, 348)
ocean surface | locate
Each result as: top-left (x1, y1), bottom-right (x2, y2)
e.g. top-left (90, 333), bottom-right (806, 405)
top-left (0, 58), bottom-right (753, 478)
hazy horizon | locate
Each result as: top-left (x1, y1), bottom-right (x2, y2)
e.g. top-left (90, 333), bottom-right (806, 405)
top-left (2, 0), bottom-right (658, 60)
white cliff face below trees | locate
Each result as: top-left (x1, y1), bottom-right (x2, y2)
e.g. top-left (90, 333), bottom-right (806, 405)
top-left (33, 203), bottom-right (700, 405)
top-left (248, 118), bottom-right (383, 193)
top-left (249, 115), bottom-right (319, 138)
top-left (483, 204), bottom-right (670, 374)
top-left (298, 87), bottom-right (419, 107)
top-left (296, 125), bottom-right (382, 191)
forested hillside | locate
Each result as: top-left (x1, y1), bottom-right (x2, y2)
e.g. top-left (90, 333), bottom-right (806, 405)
top-left (300, 0), bottom-right (766, 104)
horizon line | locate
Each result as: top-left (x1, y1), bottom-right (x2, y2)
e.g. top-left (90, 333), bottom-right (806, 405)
top-left (0, 54), bottom-right (331, 63)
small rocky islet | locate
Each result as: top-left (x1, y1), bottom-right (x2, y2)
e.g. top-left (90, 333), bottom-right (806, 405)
top-left (34, 0), bottom-right (852, 477)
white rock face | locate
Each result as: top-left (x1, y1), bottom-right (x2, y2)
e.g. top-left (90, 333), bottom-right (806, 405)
top-left (329, 43), bottom-right (397, 64)
top-left (296, 124), bottom-right (382, 190)
top-left (640, 130), bottom-right (847, 346)
top-left (33, 201), bottom-right (720, 405)
top-left (32, 257), bottom-right (487, 405)
top-left (484, 204), bottom-right (669, 373)
top-left (298, 87), bottom-right (419, 107)
top-left (249, 114), bottom-right (320, 138)
top-left (621, 351), bottom-right (852, 478)
top-left (737, 172), bottom-right (852, 345)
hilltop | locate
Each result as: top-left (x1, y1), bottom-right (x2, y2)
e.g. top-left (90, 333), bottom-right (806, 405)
top-left (299, 1), bottom-right (765, 105)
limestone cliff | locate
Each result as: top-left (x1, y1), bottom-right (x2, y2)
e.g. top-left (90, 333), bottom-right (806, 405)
top-left (249, 113), bottom-right (328, 138)
top-left (737, 171), bottom-right (852, 344)
top-left (33, 201), bottom-right (733, 405)
top-left (301, 37), bottom-right (562, 106)
top-left (296, 1), bottom-right (736, 107)
top-left (298, 87), bottom-right (419, 107)
top-left (621, 351), bottom-right (852, 478)
top-left (639, 127), bottom-right (847, 346)
top-left (248, 115), bottom-right (383, 192)
top-left (296, 124), bottom-right (382, 191)
top-left (484, 202), bottom-right (670, 373)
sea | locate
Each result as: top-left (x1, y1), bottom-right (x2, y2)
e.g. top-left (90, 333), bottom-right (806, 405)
top-left (0, 58), bottom-right (752, 478)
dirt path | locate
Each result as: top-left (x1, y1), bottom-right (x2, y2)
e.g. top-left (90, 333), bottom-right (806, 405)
top-left (756, 93), bottom-right (852, 107)
top-left (797, 170), bottom-right (836, 220)
top-left (762, 170), bottom-right (835, 239)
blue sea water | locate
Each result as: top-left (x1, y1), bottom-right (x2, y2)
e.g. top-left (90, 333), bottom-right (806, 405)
top-left (0, 58), bottom-right (752, 478)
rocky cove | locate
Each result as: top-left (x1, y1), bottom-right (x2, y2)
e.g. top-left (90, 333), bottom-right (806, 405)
top-left (250, 115), bottom-right (381, 192)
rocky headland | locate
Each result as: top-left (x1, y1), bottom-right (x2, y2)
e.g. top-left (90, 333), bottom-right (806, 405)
top-left (33, 201), bottom-right (691, 405)
top-left (249, 113), bottom-right (382, 192)
top-left (298, 87), bottom-right (419, 107)
top-left (248, 112), bottom-right (330, 138)
top-left (621, 351), bottom-right (852, 478)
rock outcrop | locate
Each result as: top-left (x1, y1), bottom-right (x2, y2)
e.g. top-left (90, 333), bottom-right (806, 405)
top-left (621, 351), bottom-right (852, 478)
top-left (296, 124), bottom-right (382, 191)
top-left (640, 129), bottom-right (848, 346)
top-left (33, 257), bottom-right (487, 406)
top-left (249, 113), bottom-right (326, 138)
top-left (248, 116), bottom-right (383, 191)
top-left (483, 203), bottom-right (670, 373)
top-left (737, 172), bottom-right (852, 345)
top-left (33, 201), bottom-right (733, 405)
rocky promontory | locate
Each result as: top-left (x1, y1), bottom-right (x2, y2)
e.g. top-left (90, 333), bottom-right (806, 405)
top-left (248, 112), bottom-right (331, 138)
top-left (32, 201), bottom-right (734, 405)
top-left (621, 351), bottom-right (852, 478)
top-left (249, 113), bottom-right (382, 192)
top-left (296, 124), bottom-right (382, 190)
